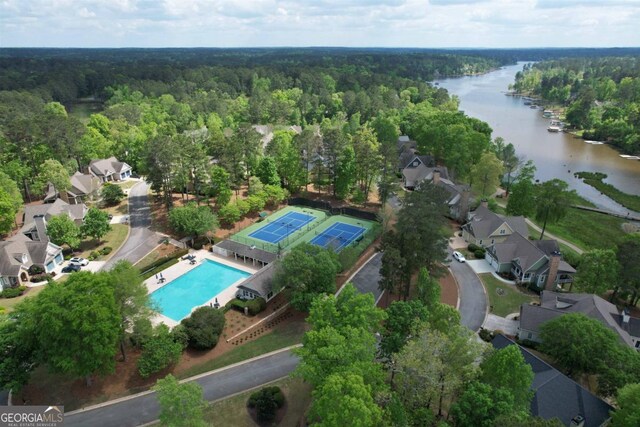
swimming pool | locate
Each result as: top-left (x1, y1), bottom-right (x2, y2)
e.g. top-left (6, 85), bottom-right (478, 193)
top-left (151, 259), bottom-right (251, 321)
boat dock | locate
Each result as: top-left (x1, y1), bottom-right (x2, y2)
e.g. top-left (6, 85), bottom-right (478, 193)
top-left (572, 205), bottom-right (640, 222)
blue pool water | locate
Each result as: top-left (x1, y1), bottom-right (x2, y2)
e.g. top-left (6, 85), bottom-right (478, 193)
top-left (151, 259), bottom-right (251, 321)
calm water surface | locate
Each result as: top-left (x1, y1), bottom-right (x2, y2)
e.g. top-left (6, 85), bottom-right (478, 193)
top-left (436, 63), bottom-right (640, 213)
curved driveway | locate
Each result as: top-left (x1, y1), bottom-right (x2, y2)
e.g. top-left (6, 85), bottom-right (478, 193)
top-left (103, 181), bottom-right (162, 271)
top-left (65, 348), bottom-right (300, 427)
top-left (447, 249), bottom-right (487, 331)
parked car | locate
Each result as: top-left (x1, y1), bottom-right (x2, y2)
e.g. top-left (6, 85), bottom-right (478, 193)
top-left (452, 251), bottom-right (466, 263)
top-left (69, 257), bottom-right (89, 266)
top-left (62, 264), bottom-right (81, 273)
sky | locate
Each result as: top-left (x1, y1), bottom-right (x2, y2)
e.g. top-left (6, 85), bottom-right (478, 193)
top-left (1, 0), bottom-right (639, 48)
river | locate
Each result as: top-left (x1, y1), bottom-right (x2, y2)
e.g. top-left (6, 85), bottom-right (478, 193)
top-left (435, 62), bottom-right (640, 214)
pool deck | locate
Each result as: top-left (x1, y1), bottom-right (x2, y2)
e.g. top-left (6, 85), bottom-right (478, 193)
top-left (146, 250), bottom-right (259, 327)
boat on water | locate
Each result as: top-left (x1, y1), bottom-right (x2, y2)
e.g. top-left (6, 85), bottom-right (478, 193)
top-left (530, 105), bottom-right (538, 109)
top-left (542, 109), bottom-right (553, 118)
top-left (548, 119), bottom-right (563, 132)
top-left (584, 140), bottom-right (605, 145)
top-left (619, 155), bottom-right (640, 160)
top-left (524, 101), bottom-right (532, 105)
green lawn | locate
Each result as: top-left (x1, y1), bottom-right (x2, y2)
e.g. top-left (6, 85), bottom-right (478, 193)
top-left (113, 180), bottom-right (140, 191)
top-left (102, 199), bottom-right (129, 216)
top-left (529, 207), bottom-right (627, 250)
top-left (202, 377), bottom-right (312, 427)
top-left (479, 273), bottom-right (538, 317)
top-left (77, 223), bottom-right (129, 259)
top-left (0, 285), bottom-right (45, 314)
top-left (176, 323), bottom-right (306, 380)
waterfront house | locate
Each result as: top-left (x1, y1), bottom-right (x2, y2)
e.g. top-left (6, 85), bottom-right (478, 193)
top-left (518, 292), bottom-right (640, 350)
top-left (461, 203), bottom-right (528, 247)
top-left (485, 231), bottom-right (575, 289)
top-left (89, 157), bottom-right (133, 182)
top-left (492, 334), bottom-right (612, 427)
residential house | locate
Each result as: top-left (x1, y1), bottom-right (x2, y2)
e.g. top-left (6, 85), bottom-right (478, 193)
top-left (461, 203), bottom-right (529, 247)
top-left (492, 334), bottom-right (612, 427)
top-left (519, 291), bottom-right (640, 350)
top-left (0, 217), bottom-right (63, 290)
top-left (22, 199), bottom-right (87, 240)
top-left (89, 157), bottom-right (133, 182)
top-left (485, 232), bottom-right (576, 290)
top-left (44, 171), bottom-right (101, 205)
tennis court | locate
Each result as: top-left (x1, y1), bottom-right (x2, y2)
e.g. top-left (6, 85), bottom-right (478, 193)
top-left (310, 221), bottom-right (366, 252)
top-left (248, 211), bottom-right (315, 244)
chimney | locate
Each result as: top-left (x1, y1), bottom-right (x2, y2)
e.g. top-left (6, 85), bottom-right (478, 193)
top-left (433, 169), bottom-right (441, 186)
top-left (33, 215), bottom-right (49, 243)
top-left (545, 251), bottom-right (561, 291)
top-left (480, 198), bottom-right (488, 209)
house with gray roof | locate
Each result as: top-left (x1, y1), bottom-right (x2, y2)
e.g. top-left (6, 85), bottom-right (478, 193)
top-left (89, 157), bottom-right (132, 182)
top-left (461, 203), bottom-right (529, 247)
top-left (22, 199), bottom-right (87, 240)
top-left (44, 172), bottom-right (101, 205)
top-left (492, 334), bottom-right (612, 427)
top-left (236, 263), bottom-right (277, 302)
top-left (519, 292), bottom-right (640, 350)
top-left (485, 231), bottom-right (575, 290)
top-left (0, 219), bottom-right (63, 290)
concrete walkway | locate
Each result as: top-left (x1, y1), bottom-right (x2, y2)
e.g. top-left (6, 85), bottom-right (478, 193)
top-left (65, 347), bottom-right (300, 427)
top-left (483, 313), bottom-right (519, 335)
top-left (466, 259), bottom-right (494, 274)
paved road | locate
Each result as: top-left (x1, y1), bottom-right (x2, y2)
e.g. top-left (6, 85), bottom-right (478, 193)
top-left (103, 181), bottom-right (163, 271)
top-left (65, 348), bottom-right (300, 427)
top-left (447, 249), bottom-right (487, 332)
top-left (348, 252), bottom-right (383, 303)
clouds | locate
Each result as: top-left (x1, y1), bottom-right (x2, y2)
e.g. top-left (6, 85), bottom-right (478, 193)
top-left (0, 0), bottom-right (638, 47)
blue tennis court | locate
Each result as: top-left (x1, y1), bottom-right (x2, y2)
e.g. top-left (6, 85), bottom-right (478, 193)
top-left (248, 211), bottom-right (315, 244)
top-left (310, 222), bottom-right (366, 252)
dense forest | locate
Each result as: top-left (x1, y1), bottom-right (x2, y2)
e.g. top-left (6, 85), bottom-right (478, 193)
top-left (0, 48), bottom-right (507, 209)
top-left (512, 57), bottom-right (640, 155)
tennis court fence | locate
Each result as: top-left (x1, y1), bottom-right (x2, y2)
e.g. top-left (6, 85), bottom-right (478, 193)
top-left (287, 197), bottom-right (380, 222)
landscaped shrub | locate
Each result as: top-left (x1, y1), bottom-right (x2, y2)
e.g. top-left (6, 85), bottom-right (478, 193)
top-left (100, 246), bottom-right (113, 255)
top-left (474, 249), bottom-right (486, 259)
top-left (468, 243), bottom-right (481, 252)
top-left (478, 328), bottom-right (494, 342)
top-left (227, 297), bottom-right (267, 316)
top-left (88, 250), bottom-right (101, 261)
top-left (64, 254), bottom-right (72, 261)
top-left (171, 324), bottom-right (190, 350)
top-left (29, 274), bottom-right (53, 283)
top-left (28, 265), bottom-right (44, 275)
top-left (247, 386), bottom-right (285, 423)
top-left (1, 285), bottom-right (27, 298)
top-left (181, 306), bottom-right (226, 350)
top-left (137, 324), bottom-right (183, 378)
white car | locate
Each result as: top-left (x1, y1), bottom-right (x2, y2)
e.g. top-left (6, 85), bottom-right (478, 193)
top-left (69, 257), bottom-right (89, 267)
top-left (452, 251), bottom-right (466, 263)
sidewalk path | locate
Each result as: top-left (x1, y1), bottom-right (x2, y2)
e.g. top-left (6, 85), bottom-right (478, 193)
top-left (65, 348), bottom-right (300, 427)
